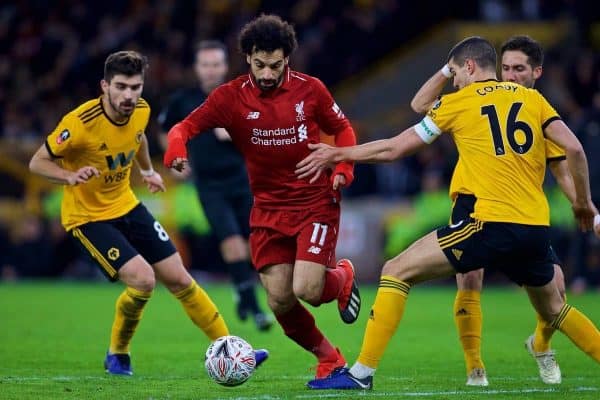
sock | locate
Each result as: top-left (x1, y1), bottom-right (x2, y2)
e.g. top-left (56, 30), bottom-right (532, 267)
top-left (109, 287), bottom-right (152, 354)
top-left (551, 304), bottom-right (600, 362)
top-left (318, 267), bottom-right (346, 304)
top-left (226, 260), bottom-right (261, 314)
top-left (532, 293), bottom-right (566, 352)
top-left (533, 313), bottom-right (555, 353)
top-left (454, 290), bottom-right (484, 373)
top-left (275, 301), bottom-right (336, 361)
top-left (174, 280), bottom-right (229, 340)
top-left (356, 275), bottom-right (410, 369)
top-left (349, 362), bottom-right (376, 379)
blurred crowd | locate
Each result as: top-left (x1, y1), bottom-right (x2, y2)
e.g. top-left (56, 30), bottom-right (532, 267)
top-left (0, 1), bottom-right (599, 290)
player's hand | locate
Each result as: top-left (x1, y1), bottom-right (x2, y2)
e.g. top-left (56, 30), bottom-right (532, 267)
top-left (594, 214), bottom-right (600, 238)
top-left (572, 200), bottom-right (597, 231)
top-left (332, 174), bottom-right (346, 190)
top-left (296, 143), bottom-right (338, 183)
top-left (143, 171), bottom-right (166, 193)
top-left (163, 133), bottom-right (188, 171)
top-left (67, 166), bottom-right (100, 185)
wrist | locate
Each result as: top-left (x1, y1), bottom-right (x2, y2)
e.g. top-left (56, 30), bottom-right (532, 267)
top-left (140, 168), bottom-right (155, 177)
top-left (441, 64), bottom-right (453, 78)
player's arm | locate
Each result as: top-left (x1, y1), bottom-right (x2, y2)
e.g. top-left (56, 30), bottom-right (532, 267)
top-left (548, 159), bottom-right (576, 204)
top-left (410, 65), bottom-right (453, 114)
top-left (296, 127), bottom-right (426, 179)
top-left (544, 119), bottom-right (598, 230)
top-left (29, 143), bottom-right (99, 185)
top-left (135, 132), bottom-right (165, 193)
top-left (163, 87), bottom-right (231, 170)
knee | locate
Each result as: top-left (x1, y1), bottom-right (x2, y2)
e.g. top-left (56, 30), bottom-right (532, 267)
top-left (132, 273), bottom-right (156, 293)
top-left (164, 269), bottom-right (193, 293)
top-left (457, 270), bottom-right (483, 291)
top-left (292, 281), bottom-right (321, 306)
top-left (221, 236), bottom-right (249, 263)
top-left (266, 292), bottom-right (295, 315)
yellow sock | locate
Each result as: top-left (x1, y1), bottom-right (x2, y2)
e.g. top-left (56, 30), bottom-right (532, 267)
top-left (109, 287), bottom-right (152, 354)
top-left (552, 304), bottom-right (600, 362)
top-left (174, 280), bottom-right (229, 340)
top-left (533, 313), bottom-right (555, 353)
top-left (454, 290), bottom-right (484, 373)
top-left (357, 275), bottom-right (410, 369)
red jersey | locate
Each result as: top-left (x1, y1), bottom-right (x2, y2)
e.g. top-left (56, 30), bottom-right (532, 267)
top-left (168, 68), bottom-right (354, 209)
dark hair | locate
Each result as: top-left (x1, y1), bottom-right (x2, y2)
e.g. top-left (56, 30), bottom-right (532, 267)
top-left (196, 40), bottom-right (228, 59)
top-left (500, 35), bottom-right (544, 68)
top-left (447, 36), bottom-right (497, 71)
top-left (104, 51), bottom-right (148, 82)
top-left (238, 14), bottom-right (298, 57)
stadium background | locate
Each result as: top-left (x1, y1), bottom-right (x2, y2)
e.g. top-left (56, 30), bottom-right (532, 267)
top-left (0, 0), bottom-right (599, 289)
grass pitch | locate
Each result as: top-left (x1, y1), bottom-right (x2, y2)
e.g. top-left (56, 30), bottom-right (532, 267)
top-left (1, 281), bottom-right (599, 399)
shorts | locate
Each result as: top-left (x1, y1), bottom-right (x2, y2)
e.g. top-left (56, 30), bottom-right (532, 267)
top-left (249, 203), bottom-right (340, 270)
top-left (70, 203), bottom-right (177, 282)
top-left (437, 218), bottom-right (555, 287)
top-left (451, 194), bottom-right (562, 266)
top-left (198, 187), bottom-right (252, 241)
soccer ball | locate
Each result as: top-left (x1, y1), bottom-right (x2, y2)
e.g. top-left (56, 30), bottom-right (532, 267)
top-left (205, 335), bottom-right (256, 386)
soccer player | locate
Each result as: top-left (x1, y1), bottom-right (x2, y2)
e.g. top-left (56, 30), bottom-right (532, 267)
top-left (163, 15), bottom-right (362, 379)
top-left (409, 35), bottom-right (573, 385)
top-left (28, 50), bottom-right (267, 376)
top-left (297, 36), bottom-right (600, 390)
top-left (158, 40), bottom-right (273, 332)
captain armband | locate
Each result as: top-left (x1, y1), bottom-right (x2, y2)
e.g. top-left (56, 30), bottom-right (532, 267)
top-left (413, 116), bottom-right (442, 144)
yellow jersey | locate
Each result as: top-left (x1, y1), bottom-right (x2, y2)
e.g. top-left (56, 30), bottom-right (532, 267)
top-left (415, 80), bottom-right (560, 225)
top-left (45, 97), bottom-right (150, 230)
top-left (449, 138), bottom-right (566, 200)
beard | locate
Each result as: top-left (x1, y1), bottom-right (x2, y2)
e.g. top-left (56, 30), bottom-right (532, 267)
top-left (108, 91), bottom-right (135, 118)
top-left (256, 75), bottom-right (283, 91)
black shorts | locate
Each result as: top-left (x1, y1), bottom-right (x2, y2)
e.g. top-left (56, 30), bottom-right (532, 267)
top-left (70, 203), bottom-right (177, 282)
top-left (437, 216), bottom-right (555, 287)
top-left (197, 187), bottom-right (252, 242)
top-left (451, 194), bottom-right (561, 267)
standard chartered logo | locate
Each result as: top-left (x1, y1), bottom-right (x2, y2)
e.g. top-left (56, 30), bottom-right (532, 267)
top-left (251, 125), bottom-right (307, 146)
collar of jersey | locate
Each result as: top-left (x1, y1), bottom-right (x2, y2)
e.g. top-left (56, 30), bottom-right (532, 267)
top-left (99, 96), bottom-right (131, 126)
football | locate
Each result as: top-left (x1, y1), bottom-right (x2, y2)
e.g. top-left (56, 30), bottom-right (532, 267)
top-left (204, 335), bottom-right (256, 386)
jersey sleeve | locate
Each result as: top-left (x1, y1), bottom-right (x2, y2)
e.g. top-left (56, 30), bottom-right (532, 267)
top-left (413, 95), bottom-right (457, 143)
top-left (45, 114), bottom-right (83, 158)
top-left (172, 85), bottom-right (232, 140)
top-left (544, 138), bottom-right (566, 162)
top-left (313, 78), bottom-right (351, 135)
top-left (537, 90), bottom-right (561, 131)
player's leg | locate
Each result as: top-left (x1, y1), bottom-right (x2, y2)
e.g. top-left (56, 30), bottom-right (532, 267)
top-left (308, 219), bottom-right (484, 389)
top-left (530, 262), bottom-right (565, 353)
top-left (201, 189), bottom-right (271, 330)
top-left (260, 262), bottom-right (341, 374)
top-left (71, 221), bottom-right (154, 376)
top-left (455, 270), bottom-right (487, 385)
top-left (125, 203), bottom-right (229, 340)
top-left (526, 278), bottom-right (600, 363)
top-left (294, 204), bottom-right (360, 323)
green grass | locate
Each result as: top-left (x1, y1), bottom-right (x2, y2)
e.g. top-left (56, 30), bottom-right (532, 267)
top-left (1, 281), bottom-right (599, 399)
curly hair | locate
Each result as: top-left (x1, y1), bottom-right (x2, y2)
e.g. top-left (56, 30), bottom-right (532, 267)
top-left (104, 50), bottom-right (148, 82)
top-left (238, 14), bottom-right (298, 57)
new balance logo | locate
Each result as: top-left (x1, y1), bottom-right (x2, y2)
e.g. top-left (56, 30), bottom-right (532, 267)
top-left (298, 124), bottom-right (308, 142)
top-left (452, 248), bottom-right (463, 260)
top-left (308, 246), bottom-right (321, 254)
top-left (456, 308), bottom-right (468, 316)
top-left (99, 143), bottom-right (108, 151)
top-left (369, 309), bottom-right (374, 320)
top-left (246, 111), bottom-right (260, 119)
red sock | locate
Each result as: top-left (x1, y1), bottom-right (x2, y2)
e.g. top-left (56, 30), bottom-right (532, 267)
top-left (318, 267), bottom-right (346, 305)
top-left (276, 301), bottom-right (336, 360)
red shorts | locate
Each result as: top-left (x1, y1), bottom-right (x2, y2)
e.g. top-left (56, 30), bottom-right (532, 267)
top-left (249, 203), bottom-right (340, 270)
